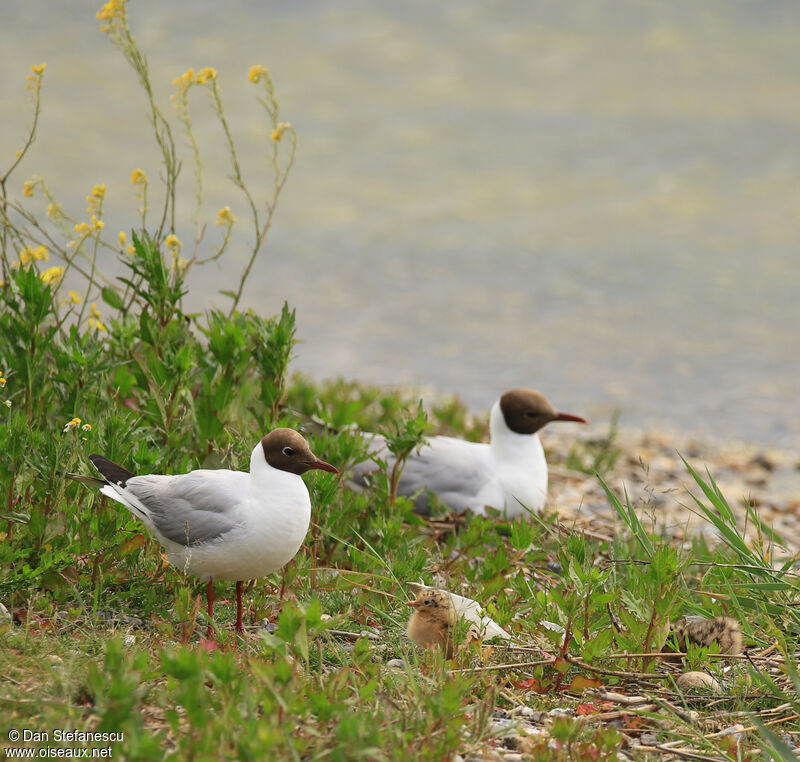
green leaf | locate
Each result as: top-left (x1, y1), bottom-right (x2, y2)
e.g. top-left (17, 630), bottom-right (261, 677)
top-left (101, 286), bottom-right (125, 310)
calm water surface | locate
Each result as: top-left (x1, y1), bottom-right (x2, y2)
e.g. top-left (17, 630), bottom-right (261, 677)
top-left (3, 1), bottom-right (800, 447)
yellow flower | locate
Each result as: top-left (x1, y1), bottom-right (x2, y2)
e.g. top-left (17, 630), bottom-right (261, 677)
top-left (3, 400), bottom-right (10, 409)
top-left (248, 65), bottom-right (267, 84)
top-left (172, 68), bottom-right (195, 89)
top-left (40, 266), bottom-right (64, 286)
top-left (196, 67), bottom-right (217, 84)
top-left (23, 180), bottom-right (35, 198)
top-left (130, 168), bottom-right (147, 185)
top-left (96, 0), bottom-right (125, 28)
top-left (0, 375), bottom-right (6, 387)
top-left (31, 63), bottom-right (46, 75)
top-left (63, 417), bottom-right (82, 432)
top-left (164, 234), bottom-right (182, 252)
top-left (90, 303), bottom-right (102, 320)
top-left (74, 222), bottom-right (90, 235)
top-left (86, 183), bottom-right (106, 215)
top-left (81, 423), bottom-right (92, 432)
top-left (90, 215), bottom-right (104, 230)
top-left (87, 318), bottom-right (107, 333)
top-left (67, 290), bottom-right (81, 305)
top-left (118, 231), bottom-right (126, 246)
top-left (18, 246), bottom-right (48, 266)
top-left (46, 202), bottom-right (62, 219)
top-left (127, 243), bottom-right (135, 255)
top-left (215, 206), bottom-right (236, 226)
top-left (271, 122), bottom-right (292, 141)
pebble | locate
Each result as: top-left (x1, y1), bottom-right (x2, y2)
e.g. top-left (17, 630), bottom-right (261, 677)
top-left (676, 671), bottom-right (721, 692)
top-left (0, 603), bottom-right (11, 626)
top-left (46, 654), bottom-right (63, 665)
top-left (386, 659), bottom-right (405, 669)
top-left (547, 707), bottom-right (575, 717)
top-left (717, 724), bottom-right (746, 742)
top-left (122, 634), bottom-right (136, 647)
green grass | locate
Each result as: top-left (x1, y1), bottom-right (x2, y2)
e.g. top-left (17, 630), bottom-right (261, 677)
top-left (2, 4), bottom-right (800, 759)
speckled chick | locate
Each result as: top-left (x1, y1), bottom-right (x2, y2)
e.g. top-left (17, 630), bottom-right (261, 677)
top-left (406, 588), bottom-right (456, 659)
top-left (673, 616), bottom-right (743, 655)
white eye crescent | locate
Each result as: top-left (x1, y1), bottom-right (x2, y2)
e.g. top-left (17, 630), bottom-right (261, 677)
top-left (282, 446), bottom-right (295, 456)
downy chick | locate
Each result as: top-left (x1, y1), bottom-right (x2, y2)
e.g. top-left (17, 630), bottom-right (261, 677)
top-left (406, 588), bottom-right (456, 659)
top-left (672, 616), bottom-right (743, 656)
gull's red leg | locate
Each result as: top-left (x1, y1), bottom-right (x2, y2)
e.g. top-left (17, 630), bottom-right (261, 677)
top-left (235, 580), bottom-right (244, 633)
top-left (206, 578), bottom-right (215, 640)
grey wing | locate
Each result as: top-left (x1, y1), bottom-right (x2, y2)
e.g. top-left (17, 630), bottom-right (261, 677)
top-left (351, 434), bottom-right (493, 513)
top-left (396, 438), bottom-right (494, 513)
top-left (123, 470), bottom-right (246, 546)
top-left (350, 434), bottom-right (391, 485)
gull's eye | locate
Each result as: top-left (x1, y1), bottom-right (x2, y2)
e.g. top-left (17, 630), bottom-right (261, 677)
top-left (424, 598), bottom-right (434, 607)
top-left (282, 446), bottom-right (295, 457)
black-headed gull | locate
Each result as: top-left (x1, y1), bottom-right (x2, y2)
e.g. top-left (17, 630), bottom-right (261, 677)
top-left (72, 428), bottom-right (338, 635)
top-left (352, 388), bottom-right (586, 518)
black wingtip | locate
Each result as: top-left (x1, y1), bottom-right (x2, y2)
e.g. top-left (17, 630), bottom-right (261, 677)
top-left (89, 454), bottom-right (137, 487)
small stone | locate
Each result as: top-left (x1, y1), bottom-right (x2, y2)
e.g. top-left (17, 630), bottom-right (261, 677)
top-left (47, 654), bottom-right (63, 665)
top-left (501, 755), bottom-right (523, 762)
top-left (122, 634), bottom-right (136, 647)
top-left (386, 658), bottom-right (404, 669)
top-left (751, 453), bottom-right (774, 471)
top-left (639, 733), bottom-right (659, 746)
top-left (0, 603), bottom-right (11, 626)
top-left (547, 707), bottom-right (575, 717)
top-left (717, 724), bottom-right (746, 741)
top-left (676, 671), bottom-right (721, 692)
top-left (320, 613), bottom-right (331, 621)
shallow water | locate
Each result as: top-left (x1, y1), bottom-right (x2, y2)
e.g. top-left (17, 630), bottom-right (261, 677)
top-left (3, 1), bottom-right (800, 447)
